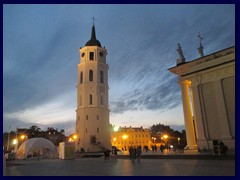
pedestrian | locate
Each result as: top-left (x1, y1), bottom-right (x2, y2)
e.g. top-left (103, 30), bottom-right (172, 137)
top-left (136, 146), bottom-right (142, 163)
top-left (131, 146), bottom-right (137, 163)
top-left (104, 149), bottom-right (110, 160)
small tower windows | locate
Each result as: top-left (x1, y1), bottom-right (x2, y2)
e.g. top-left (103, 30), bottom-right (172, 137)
top-left (89, 70), bottom-right (93, 81)
top-left (80, 71), bottom-right (83, 84)
top-left (89, 94), bottom-right (93, 105)
top-left (89, 52), bottom-right (94, 60)
top-left (100, 71), bottom-right (104, 83)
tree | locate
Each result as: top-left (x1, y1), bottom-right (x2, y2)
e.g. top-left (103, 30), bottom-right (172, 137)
top-left (27, 125), bottom-right (42, 138)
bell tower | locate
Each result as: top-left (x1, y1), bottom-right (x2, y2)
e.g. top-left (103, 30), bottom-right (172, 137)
top-left (75, 23), bottom-right (111, 152)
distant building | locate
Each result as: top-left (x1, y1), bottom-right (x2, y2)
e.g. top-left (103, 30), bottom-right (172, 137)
top-left (110, 126), bottom-right (151, 151)
top-left (75, 23), bottom-right (111, 152)
top-left (168, 46), bottom-right (235, 152)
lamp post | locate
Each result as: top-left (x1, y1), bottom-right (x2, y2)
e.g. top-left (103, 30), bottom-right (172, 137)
top-left (178, 137), bottom-right (180, 145)
top-left (122, 134), bottom-right (128, 151)
top-left (151, 137), bottom-right (156, 144)
top-left (163, 134), bottom-right (168, 147)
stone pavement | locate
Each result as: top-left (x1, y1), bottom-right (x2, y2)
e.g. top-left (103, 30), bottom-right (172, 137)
top-left (4, 150), bottom-right (235, 176)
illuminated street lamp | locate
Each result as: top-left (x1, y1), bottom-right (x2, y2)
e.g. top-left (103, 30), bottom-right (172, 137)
top-left (122, 134), bottom-right (128, 151)
top-left (20, 135), bottom-right (26, 141)
top-left (163, 134), bottom-right (168, 139)
top-left (177, 137), bottom-right (180, 145)
top-left (113, 126), bottom-right (119, 132)
top-left (152, 137), bottom-right (156, 143)
top-left (68, 134), bottom-right (78, 142)
top-left (12, 139), bottom-right (18, 145)
top-left (73, 134), bottom-right (77, 140)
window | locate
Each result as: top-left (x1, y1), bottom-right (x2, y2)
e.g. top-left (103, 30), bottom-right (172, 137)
top-left (97, 128), bottom-right (99, 133)
top-left (86, 115), bottom-right (88, 120)
top-left (100, 95), bottom-right (104, 105)
top-left (77, 116), bottom-right (80, 121)
top-left (90, 52), bottom-right (94, 60)
top-left (97, 115), bottom-right (99, 120)
top-left (89, 70), bottom-right (93, 81)
top-left (80, 71), bottom-right (83, 84)
top-left (90, 136), bottom-right (96, 144)
top-left (100, 71), bottom-right (104, 83)
top-left (89, 94), bottom-right (93, 105)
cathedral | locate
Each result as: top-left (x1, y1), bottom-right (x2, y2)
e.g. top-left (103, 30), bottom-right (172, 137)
top-left (75, 23), bottom-right (111, 152)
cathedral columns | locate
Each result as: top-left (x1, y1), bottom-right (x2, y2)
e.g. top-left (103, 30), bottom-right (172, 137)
top-left (179, 80), bottom-right (198, 150)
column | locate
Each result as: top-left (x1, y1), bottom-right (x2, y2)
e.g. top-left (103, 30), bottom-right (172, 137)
top-left (179, 80), bottom-right (198, 150)
top-left (191, 84), bottom-right (210, 150)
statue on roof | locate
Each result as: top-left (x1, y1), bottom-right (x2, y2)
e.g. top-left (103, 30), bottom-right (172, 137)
top-left (176, 43), bottom-right (185, 65)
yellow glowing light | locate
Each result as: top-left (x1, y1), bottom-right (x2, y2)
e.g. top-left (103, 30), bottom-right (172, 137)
top-left (163, 135), bottom-right (168, 139)
top-left (21, 135), bottom-right (26, 140)
top-left (113, 126), bottom-right (119, 132)
top-left (73, 135), bottom-right (77, 140)
top-left (13, 139), bottom-right (18, 145)
top-left (68, 138), bottom-right (73, 142)
top-left (122, 135), bottom-right (128, 139)
top-left (113, 138), bottom-right (116, 141)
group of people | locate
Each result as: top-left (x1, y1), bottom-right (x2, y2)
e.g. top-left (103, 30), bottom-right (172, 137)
top-left (129, 146), bottom-right (142, 163)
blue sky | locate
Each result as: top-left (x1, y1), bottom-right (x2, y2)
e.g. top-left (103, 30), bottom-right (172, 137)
top-left (3, 4), bottom-right (235, 135)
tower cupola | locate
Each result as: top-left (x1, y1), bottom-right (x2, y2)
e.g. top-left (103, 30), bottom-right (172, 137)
top-left (85, 25), bottom-right (102, 47)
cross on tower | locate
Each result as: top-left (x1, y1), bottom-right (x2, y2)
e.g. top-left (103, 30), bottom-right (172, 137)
top-left (197, 33), bottom-right (203, 42)
top-left (91, 16), bottom-right (95, 25)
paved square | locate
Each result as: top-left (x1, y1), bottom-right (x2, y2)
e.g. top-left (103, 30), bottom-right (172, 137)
top-left (5, 157), bottom-right (235, 176)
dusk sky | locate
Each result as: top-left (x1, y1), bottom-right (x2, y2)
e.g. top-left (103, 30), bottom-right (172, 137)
top-left (3, 4), bottom-right (235, 135)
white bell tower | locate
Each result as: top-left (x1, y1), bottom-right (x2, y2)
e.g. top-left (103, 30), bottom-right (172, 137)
top-left (75, 23), bottom-right (111, 152)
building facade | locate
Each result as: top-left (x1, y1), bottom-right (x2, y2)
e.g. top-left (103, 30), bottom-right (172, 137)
top-left (75, 24), bottom-right (111, 152)
top-left (168, 46), bottom-right (235, 151)
top-left (110, 126), bottom-right (151, 151)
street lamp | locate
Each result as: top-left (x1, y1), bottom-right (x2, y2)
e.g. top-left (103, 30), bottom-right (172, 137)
top-left (122, 134), bottom-right (128, 151)
top-left (20, 135), bottom-right (26, 141)
top-left (151, 137), bottom-right (156, 144)
top-left (177, 137), bottom-right (180, 145)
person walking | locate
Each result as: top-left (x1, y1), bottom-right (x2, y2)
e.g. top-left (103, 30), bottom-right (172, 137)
top-left (136, 146), bottom-right (142, 163)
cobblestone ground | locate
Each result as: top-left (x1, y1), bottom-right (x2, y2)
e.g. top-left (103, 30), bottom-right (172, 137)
top-left (5, 157), bottom-right (235, 176)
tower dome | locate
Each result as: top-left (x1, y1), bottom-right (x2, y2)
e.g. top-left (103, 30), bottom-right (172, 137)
top-left (85, 25), bottom-right (102, 47)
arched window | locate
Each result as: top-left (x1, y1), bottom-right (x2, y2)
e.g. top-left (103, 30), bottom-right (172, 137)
top-left (80, 72), bottom-right (83, 84)
top-left (89, 94), bottom-right (93, 105)
top-left (89, 70), bottom-right (93, 81)
top-left (100, 71), bottom-right (104, 83)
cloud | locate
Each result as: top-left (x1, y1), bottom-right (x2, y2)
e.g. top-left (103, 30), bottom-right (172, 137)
top-left (110, 74), bottom-right (181, 114)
